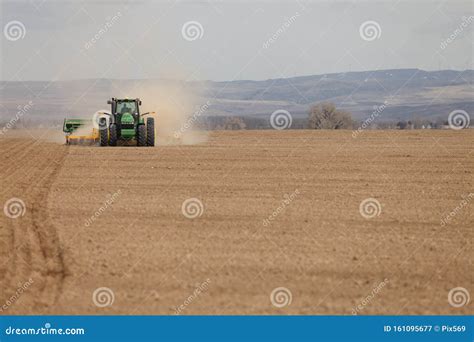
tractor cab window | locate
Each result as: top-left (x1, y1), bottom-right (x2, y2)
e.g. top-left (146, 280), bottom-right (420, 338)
top-left (116, 101), bottom-right (138, 115)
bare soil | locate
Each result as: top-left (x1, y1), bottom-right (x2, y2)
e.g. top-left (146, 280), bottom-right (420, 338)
top-left (1, 130), bottom-right (472, 315)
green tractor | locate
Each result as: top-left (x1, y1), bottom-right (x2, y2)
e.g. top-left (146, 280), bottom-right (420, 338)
top-left (99, 98), bottom-right (155, 147)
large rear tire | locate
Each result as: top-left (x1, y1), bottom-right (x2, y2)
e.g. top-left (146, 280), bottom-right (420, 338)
top-left (109, 124), bottom-right (117, 146)
top-left (100, 127), bottom-right (108, 146)
top-left (137, 124), bottom-right (146, 147)
top-left (146, 117), bottom-right (155, 147)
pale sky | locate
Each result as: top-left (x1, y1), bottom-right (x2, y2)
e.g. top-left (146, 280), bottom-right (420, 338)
top-left (1, 0), bottom-right (473, 81)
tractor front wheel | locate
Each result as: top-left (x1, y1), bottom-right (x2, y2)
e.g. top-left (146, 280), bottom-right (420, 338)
top-left (109, 124), bottom-right (117, 146)
top-left (146, 117), bottom-right (155, 147)
top-left (137, 124), bottom-right (146, 147)
top-left (100, 127), bottom-right (108, 146)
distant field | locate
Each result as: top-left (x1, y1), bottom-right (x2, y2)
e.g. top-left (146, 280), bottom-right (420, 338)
top-left (0, 130), bottom-right (472, 315)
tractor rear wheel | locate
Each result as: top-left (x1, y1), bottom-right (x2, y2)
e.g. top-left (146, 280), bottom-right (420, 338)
top-left (137, 124), bottom-right (146, 147)
top-left (109, 124), bottom-right (117, 146)
top-left (146, 117), bottom-right (155, 146)
top-left (100, 127), bottom-right (108, 146)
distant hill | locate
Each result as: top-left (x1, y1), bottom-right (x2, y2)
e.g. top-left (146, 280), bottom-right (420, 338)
top-left (1, 69), bottom-right (472, 124)
top-left (201, 69), bottom-right (473, 121)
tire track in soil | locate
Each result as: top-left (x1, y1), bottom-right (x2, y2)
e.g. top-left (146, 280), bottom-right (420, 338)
top-left (0, 139), bottom-right (68, 313)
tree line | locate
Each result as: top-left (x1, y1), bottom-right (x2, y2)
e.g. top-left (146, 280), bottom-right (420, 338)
top-left (196, 102), bottom-right (456, 130)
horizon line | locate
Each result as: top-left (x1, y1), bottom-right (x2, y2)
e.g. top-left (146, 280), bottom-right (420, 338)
top-left (1, 67), bottom-right (472, 84)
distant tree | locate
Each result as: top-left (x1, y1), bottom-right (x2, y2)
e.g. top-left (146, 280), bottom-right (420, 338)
top-left (377, 121), bottom-right (396, 129)
top-left (397, 121), bottom-right (407, 129)
top-left (412, 117), bottom-right (422, 129)
top-left (222, 117), bottom-right (246, 130)
top-left (432, 117), bottom-right (447, 129)
top-left (308, 102), bottom-right (353, 129)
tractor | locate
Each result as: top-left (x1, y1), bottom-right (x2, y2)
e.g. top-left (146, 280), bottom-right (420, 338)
top-left (99, 98), bottom-right (155, 147)
top-left (63, 98), bottom-right (155, 146)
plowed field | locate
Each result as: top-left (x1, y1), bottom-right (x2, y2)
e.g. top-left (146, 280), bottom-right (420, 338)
top-left (1, 130), bottom-right (472, 315)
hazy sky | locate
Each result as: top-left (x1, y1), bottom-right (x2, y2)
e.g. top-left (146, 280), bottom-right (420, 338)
top-left (1, 0), bottom-right (473, 81)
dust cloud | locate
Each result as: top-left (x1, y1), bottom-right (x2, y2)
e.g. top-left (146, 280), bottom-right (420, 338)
top-left (95, 76), bottom-right (210, 146)
top-left (129, 80), bottom-right (209, 146)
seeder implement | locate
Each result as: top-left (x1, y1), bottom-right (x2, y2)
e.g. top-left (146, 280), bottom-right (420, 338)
top-left (63, 119), bottom-right (99, 145)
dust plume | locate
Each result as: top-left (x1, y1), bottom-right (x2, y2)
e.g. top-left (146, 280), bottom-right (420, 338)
top-left (117, 79), bottom-right (209, 146)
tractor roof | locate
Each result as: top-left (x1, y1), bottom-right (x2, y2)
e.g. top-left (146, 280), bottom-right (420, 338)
top-left (113, 98), bottom-right (140, 102)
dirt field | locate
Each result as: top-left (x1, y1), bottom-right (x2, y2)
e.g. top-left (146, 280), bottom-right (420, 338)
top-left (1, 130), bottom-right (472, 315)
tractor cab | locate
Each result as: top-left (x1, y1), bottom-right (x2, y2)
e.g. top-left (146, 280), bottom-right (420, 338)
top-left (107, 98), bottom-right (142, 133)
top-left (110, 98), bottom-right (140, 116)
